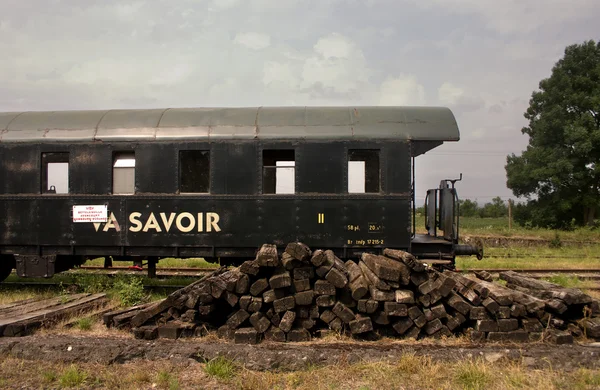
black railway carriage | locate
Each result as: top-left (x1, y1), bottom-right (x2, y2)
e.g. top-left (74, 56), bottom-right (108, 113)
top-left (0, 106), bottom-right (480, 281)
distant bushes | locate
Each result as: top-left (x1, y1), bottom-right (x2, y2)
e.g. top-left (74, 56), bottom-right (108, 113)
top-left (416, 197), bottom-right (508, 219)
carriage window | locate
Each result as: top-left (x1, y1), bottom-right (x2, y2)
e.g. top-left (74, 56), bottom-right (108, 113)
top-left (42, 152), bottom-right (69, 194)
top-left (263, 150), bottom-right (295, 194)
top-left (348, 150), bottom-right (380, 193)
top-left (179, 150), bottom-right (210, 193)
top-left (113, 152), bottom-right (135, 194)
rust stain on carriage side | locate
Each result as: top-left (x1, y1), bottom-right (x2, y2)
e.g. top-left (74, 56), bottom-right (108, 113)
top-left (73, 152), bottom-right (99, 164)
top-left (3, 161), bottom-right (35, 172)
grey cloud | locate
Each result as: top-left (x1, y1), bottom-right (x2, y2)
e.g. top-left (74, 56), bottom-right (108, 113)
top-left (489, 104), bottom-right (503, 114)
top-left (0, 0), bottom-right (598, 200)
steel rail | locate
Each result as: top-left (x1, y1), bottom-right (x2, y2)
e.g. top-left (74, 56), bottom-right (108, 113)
top-left (463, 268), bottom-right (600, 273)
top-left (0, 281), bottom-right (185, 290)
top-left (78, 265), bottom-right (218, 273)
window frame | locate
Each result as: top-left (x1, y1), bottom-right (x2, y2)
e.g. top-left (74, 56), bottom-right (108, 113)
top-left (112, 152), bottom-right (136, 195)
top-left (262, 149), bottom-right (296, 195)
top-left (41, 152), bottom-right (70, 194)
top-left (347, 149), bottom-right (381, 194)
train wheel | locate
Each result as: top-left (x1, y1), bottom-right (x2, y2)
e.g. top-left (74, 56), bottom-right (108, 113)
top-left (0, 255), bottom-right (16, 282)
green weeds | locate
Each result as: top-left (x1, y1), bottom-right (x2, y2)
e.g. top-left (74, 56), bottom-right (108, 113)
top-left (203, 356), bottom-right (237, 380)
top-left (546, 274), bottom-right (582, 288)
top-left (58, 365), bottom-right (88, 388)
top-left (112, 277), bottom-right (145, 307)
top-left (75, 317), bottom-right (93, 331)
top-left (453, 360), bottom-right (491, 390)
top-left (155, 370), bottom-right (180, 390)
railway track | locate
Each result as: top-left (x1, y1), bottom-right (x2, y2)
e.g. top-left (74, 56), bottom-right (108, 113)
top-left (77, 265), bottom-right (218, 276)
top-left (2, 267), bottom-right (600, 291)
top-left (74, 265), bottom-right (600, 279)
top-left (0, 280), bottom-right (187, 291)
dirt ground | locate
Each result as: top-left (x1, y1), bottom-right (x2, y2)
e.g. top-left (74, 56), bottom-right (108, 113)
top-left (1, 334), bottom-right (599, 372)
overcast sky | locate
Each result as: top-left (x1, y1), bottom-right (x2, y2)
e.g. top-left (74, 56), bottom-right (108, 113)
top-left (1, 0), bottom-right (598, 204)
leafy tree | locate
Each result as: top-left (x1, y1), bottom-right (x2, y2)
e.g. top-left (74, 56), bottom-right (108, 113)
top-left (479, 197), bottom-right (508, 218)
top-left (459, 199), bottom-right (479, 217)
top-left (506, 40), bottom-right (600, 228)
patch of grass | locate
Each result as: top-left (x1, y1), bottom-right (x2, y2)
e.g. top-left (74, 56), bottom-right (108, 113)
top-left (42, 369), bottom-right (58, 384)
top-left (550, 231), bottom-right (563, 248)
top-left (58, 365), bottom-right (88, 388)
top-left (157, 257), bottom-right (218, 268)
top-left (395, 352), bottom-right (423, 374)
top-left (155, 370), bottom-right (180, 390)
top-left (546, 274), bottom-right (583, 288)
top-left (505, 370), bottom-right (532, 389)
top-left (453, 360), bottom-right (491, 390)
top-left (82, 257), bottom-right (218, 268)
top-left (75, 317), bottom-right (93, 331)
top-left (572, 368), bottom-right (600, 388)
top-left (72, 273), bottom-right (112, 294)
top-left (415, 215), bottom-right (600, 242)
top-left (142, 276), bottom-right (198, 287)
top-left (112, 277), bottom-right (145, 307)
top-left (457, 248), bottom-right (600, 270)
top-left (2, 354), bottom-right (600, 390)
top-left (204, 356), bottom-right (237, 380)
top-left (0, 287), bottom-right (57, 305)
top-left (129, 370), bottom-right (152, 384)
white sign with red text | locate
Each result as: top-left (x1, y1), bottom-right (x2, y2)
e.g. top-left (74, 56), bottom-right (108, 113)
top-left (72, 205), bottom-right (108, 223)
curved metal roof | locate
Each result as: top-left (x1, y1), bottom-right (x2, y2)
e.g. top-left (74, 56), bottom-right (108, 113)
top-left (0, 106), bottom-right (459, 143)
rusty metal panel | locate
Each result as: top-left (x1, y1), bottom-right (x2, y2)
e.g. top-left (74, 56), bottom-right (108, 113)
top-left (210, 142), bottom-right (258, 194)
top-left (136, 143), bottom-right (178, 194)
top-left (0, 195), bottom-right (411, 258)
top-left (0, 199), bottom-right (39, 244)
top-left (382, 142), bottom-right (411, 194)
top-left (0, 145), bottom-right (39, 194)
top-left (69, 145), bottom-right (112, 194)
top-left (296, 143), bottom-right (345, 193)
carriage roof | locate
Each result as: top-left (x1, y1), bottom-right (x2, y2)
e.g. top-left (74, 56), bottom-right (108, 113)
top-left (0, 106), bottom-right (459, 149)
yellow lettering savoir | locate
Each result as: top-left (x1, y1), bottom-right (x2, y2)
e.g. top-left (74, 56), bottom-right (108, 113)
top-left (119, 212), bottom-right (222, 233)
top-left (103, 212), bottom-right (120, 232)
top-left (197, 212), bottom-right (203, 232)
top-left (129, 212), bottom-right (142, 232)
top-left (160, 212), bottom-right (175, 232)
top-left (143, 212), bottom-right (162, 232)
top-left (207, 212), bottom-right (221, 232)
top-left (176, 212), bottom-right (195, 233)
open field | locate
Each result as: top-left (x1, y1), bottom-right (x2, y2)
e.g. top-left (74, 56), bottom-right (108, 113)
top-left (457, 245), bottom-right (600, 270)
top-left (1, 334), bottom-right (599, 390)
top-left (416, 216), bottom-right (600, 242)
